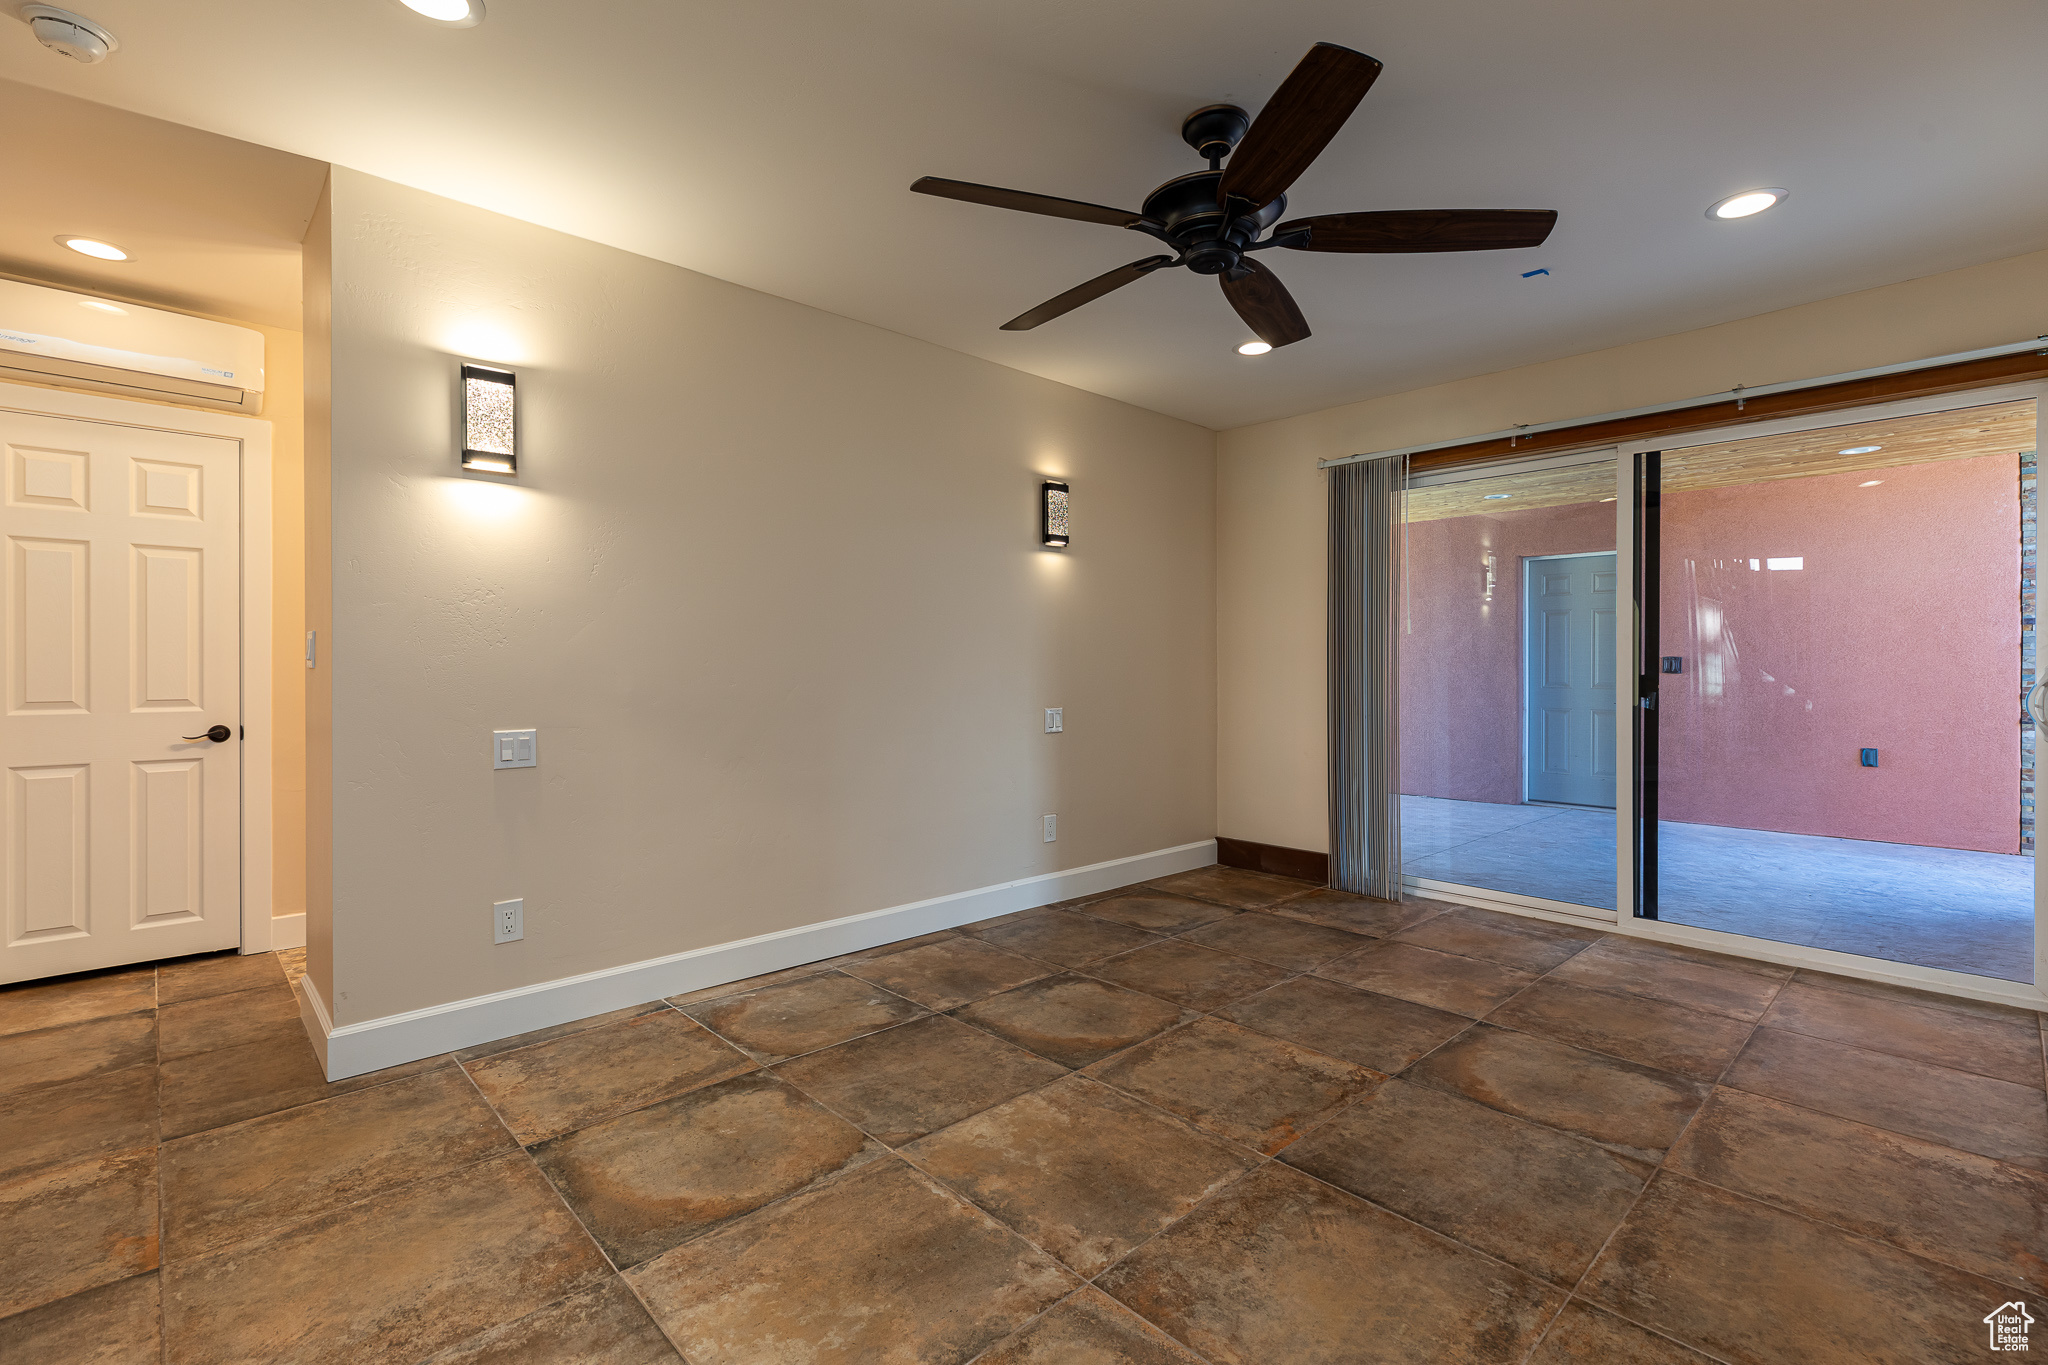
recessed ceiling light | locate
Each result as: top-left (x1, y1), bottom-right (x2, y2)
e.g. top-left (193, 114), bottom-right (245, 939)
top-left (58, 236), bottom-right (127, 261)
top-left (394, 0), bottom-right (484, 25)
top-left (1483, 493), bottom-right (1513, 500)
top-left (1839, 445), bottom-right (1882, 455)
top-left (77, 298), bottom-right (126, 314)
top-left (1859, 480), bottom-right (1884, 487)
top-left (1237, 340), bottom-right (1272, 356)
top-left (1707, 188), bottom-right (1787, 220)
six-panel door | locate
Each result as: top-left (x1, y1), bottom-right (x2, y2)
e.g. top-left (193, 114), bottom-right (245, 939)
top-left (3, 411), bottom-right (241, 982)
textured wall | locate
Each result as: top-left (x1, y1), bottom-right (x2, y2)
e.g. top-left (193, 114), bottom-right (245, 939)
top-left (308, 169), bottom-right (1217, 1026)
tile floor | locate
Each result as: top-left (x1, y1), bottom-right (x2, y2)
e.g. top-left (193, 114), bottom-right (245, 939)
top-left (1403, 795), bottom-right (2037, 983)
top-left (3, 865), bottom-right (2045, 1363)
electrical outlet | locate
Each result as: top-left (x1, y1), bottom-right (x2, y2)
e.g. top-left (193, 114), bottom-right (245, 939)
top-left (1043, 814), bottom-right (1057, 843)
top-left (1045, 707), bottom-right (1063, 733)
top-left (494, 898), bottom-right (523, 944)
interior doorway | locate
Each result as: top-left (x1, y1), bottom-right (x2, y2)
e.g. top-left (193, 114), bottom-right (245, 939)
top-left (1, 388), bottom-right (273, 983)
top-left (1522, 551), bottom-right (1617, 808)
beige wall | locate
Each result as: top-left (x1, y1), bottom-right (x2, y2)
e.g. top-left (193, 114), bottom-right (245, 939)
top-left (302, 178), bottom-right (335, 1012)
top-left (1218, 245), bottom-right (2048, 853)
top-left (310, 168), bottom-right (1216, 1026)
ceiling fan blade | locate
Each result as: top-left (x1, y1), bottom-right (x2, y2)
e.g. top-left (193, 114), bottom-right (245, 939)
top-left (1220, 257), bottom-right (1310, 347)
top-left (1276, 209), bottom-right (1559, 253)
top-left (1219, 43), bottom-right (1382, 211)
top-left (1001, 256), bottom-right (1176, 331)
top-left (913, 177), bottom-right (1146, 228)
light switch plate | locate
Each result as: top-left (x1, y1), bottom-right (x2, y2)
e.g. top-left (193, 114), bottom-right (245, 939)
top-left (493, 729), bottom-right (538, 769)
top-left (1044, 708), bottom-right (1063, 733)
top-left (1043, 814), bottom-right (1057, 843)
top-left (494, 898), bottom-right (523, 944)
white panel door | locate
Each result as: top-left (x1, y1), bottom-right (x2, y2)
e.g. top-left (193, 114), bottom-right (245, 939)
top-left (3, 411), bottom-right (240, 981)
top-left (1523, 552), bottom-right (1618, 808)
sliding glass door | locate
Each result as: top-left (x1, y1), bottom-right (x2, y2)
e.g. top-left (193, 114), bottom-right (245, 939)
top-left (1400, 451), bottom-right (1620, 920)
top-left (1630, 397), bottom-right (2042, 985)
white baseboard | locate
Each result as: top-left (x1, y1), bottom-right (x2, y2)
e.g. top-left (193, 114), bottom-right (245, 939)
top-left (310, 839), bottom-right (1217, 1080)
top-left (267, 912), bottom-right (307, 951)
top-left (298, 970), bottom-right (333, 1073)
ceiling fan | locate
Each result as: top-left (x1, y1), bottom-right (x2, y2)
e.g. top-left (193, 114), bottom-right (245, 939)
top-left (911, 42), bottom-right (1557, 349)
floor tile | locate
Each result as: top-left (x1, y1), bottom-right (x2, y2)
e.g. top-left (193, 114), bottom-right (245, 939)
top-left (0, 967), bottom-right (154, 1038)
top-left (161, 1067), bottom-right (517, 1259)
top-left (1792, 968), bottom-right (2042, 1027)
top-left (1582, 1172), bottom-right (2011, 1365)
top-left (627, 1158), bottom-right (1077, 1364)
top-left (0, 1063), bottom-right (157, 1182)
top-left (156, 951), bottom-right (285, 1005)
top-left (1667, 1087), bottom-right (2048, 1294)
top-left (1178, 911), bottom-right (1371, 971)
top-left (1078, 892), bottom-right (1239, 935)
top-left (0, 1271), bottom-right (160, 1365)
top-left (0, 1148), bottom-right (157, 1318)
top-left (1086, 939), bottom-right (1290, 1011)
top-left (454, 1001), bottom-right (671, 1062)
top-left (156, 981), bottom-right (305, 1061)
top-left (842, 936), bottom-right (1052, 1011)
top-left (160, 1154), bottom-right (612, 1365)
top-left (1270, 890), bottom-right (1445, 936)
top-left (774, 1013), bottom-right (1067, 1146)
top-left (0, 1010), bottom-right (155, 1096)
top-left (1282, 1080), bottom-right (1648, 1286)
top-left (1723, 1026), bottom-right (2048, 1170)
top-left (1545, 936), bottom-right (1789, 1021)
top-left (1391, 907), bottom-right (1601, 972)
top-left (464, 1008), bottom-right (754, 1145)
top-left (1097, 1162), bottom-right (1563, 1365)
top-left (905, 1075), bottom-right (1256, 1278)
top-left (421, 1279), bottom-right (684, 1364)
top-left (1406, 1024), bottom-right (1711, 1162)
top-left (975, 1286), bottom-right (1207, 1365)
top-left (681, 971), bottom-right (927, 1063)
top-left (1218, 974), bottom-right (1471, 1074)
top-left (160, 1026), bottom-right (448, 1140)
top-left (1528, 1300), bottom-right (1720, 1364)
top-left (1146, 865), bottom-right (1318, 909)
top-left (1315, 940), bottom-right (1538, 1017)
top-left (968, 909), bottom-right (1162, 967)
top-left (1759, 977), bottom-right (2044, 1087)
top-left (275, 947), bottom-right (306, 988)
top-left (1084, 1017), bottom-right (1377, 1154)
top-left (663, 964), bottom-right (830, 1008)
top-left (531, 1071), bottom-right (882, 1268)
top-left (952, 972), bottom-right (1194, 1068)
top-left (1487, 979), bottom-right (1757, 1082)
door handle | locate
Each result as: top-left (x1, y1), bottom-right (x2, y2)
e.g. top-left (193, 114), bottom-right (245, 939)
top-left (183, 725), bottom-right (233, 743)
top-left (2030, 681), bottom-right (2048, 727)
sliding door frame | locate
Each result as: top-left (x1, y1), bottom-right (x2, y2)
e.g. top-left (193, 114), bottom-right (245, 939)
top-left (1611, 380), bottom-right (2048, 1011)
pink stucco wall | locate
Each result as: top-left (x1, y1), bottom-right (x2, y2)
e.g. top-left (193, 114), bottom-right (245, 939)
top-left (1401, 498), bottom-right (1615, 805)
top-left (1400, 454), bottom-right (2022, 853)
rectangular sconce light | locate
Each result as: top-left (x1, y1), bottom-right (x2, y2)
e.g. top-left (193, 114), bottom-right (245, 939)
top-left (461, 363), bottom-right (517, 474)
top-left (1041, 480), bottom-right (1070, 547)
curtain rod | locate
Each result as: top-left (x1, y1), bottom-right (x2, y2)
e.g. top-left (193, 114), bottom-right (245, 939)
top-left (1316, 336), bottom-right (2048, 470)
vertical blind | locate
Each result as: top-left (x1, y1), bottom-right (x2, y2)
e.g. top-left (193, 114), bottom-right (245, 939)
top-left (1327, 456), bottom-right (1405, 897)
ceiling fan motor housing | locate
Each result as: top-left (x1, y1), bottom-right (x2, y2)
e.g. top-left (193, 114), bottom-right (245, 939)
top-left (1141, 173), bottom-right (1286, 272)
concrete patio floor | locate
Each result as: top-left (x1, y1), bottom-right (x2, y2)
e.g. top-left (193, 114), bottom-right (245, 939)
top-left (1401, 795), bottom-right (2036, 984)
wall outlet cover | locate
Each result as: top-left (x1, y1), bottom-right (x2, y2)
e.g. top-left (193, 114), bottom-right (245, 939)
top-left (1045, 708), bottom-right (1063, 733)
top-left (494, 898), bottom-right (524, 943)
top-left (1043, 814), bottom-right (1057, 842)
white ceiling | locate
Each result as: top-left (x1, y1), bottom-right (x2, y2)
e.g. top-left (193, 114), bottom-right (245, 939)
top-left (0, 78), bottom-right (324, 328)
top-left (4, 0), bottom-right (2045, 428)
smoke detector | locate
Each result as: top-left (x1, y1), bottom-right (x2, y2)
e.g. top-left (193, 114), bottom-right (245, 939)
top-left (19, 6), bottom-right (118, 63)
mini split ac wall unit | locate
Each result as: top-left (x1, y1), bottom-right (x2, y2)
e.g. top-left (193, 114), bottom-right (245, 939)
top-left (0, 277), bottom-right (264, 414)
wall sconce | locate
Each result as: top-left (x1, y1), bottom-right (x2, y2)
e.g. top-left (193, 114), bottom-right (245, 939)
top-left (461, 363), bottom-right (517, 474)
top-left (1041, 480), bottom-right (1070, 548)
